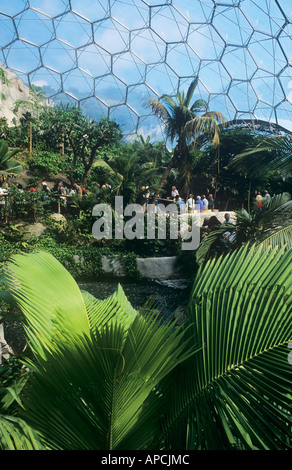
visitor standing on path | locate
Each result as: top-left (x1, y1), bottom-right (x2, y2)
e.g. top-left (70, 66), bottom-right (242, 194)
top-left (208, 194), bottom-right (214, 211)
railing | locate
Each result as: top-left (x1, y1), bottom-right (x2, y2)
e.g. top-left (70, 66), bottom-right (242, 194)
top-left (0, 193), bottom-right (75, 223)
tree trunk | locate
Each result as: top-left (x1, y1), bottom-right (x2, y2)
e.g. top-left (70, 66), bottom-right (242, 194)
top-left (224, 197), bottom-right (230, 211)
top-left (152, 147), bottom-right (180, 201)
top-left (213, 146), bottom-right (220, 206)
top-left (247, 181), bottom-right (252, 213)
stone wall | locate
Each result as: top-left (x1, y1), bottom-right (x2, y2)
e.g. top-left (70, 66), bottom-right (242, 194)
top-left (83, 211), bottom-right (237, 280)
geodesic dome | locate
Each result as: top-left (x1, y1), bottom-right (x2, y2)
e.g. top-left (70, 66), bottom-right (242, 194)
top-left (0, 0), bottom-right (291, 141)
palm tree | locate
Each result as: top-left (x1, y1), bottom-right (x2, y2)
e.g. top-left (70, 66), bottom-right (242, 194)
top-left (93, 152), bottom-right (162, 206)
top-left (147, 77), bottom-right (226, 198)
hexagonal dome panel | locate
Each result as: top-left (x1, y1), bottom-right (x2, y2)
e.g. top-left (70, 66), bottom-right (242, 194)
top-left (0, 0), bottom-right (291, 138)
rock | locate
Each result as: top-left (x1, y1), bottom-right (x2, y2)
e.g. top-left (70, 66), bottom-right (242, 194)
top-left (21, 222), bottom-right (47, 239)
top-left (136, 256), bottom-right (182, 279)
top-left (101, 256), bottom-right (127, 277)
top-left (0, 322), bottom-right (14, 362)
top-left (50, 213), bottom-right (67, 224)
top-left (0, 64), bottom-right (48, 125)
top-left (49, 213), bottom-right (67, 231)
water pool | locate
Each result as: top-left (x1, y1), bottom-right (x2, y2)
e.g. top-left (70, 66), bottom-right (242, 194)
top-left (3, 278), bottom-right (191, 354)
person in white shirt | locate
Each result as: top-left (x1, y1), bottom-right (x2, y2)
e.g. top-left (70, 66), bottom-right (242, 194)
top-left (202, 195), bottom-right (208, 210)
top-left (171, 186), bottom-right (179, 199)
top-left (264, 190), bottom-right (271, 198)
top-left (187, 193), bottom-right (195, 213)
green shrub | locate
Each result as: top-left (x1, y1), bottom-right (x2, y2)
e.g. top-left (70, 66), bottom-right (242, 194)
top-left (28, 151), bottom-right (69, 175)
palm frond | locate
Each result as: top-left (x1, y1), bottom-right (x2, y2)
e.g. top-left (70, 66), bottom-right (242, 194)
top-left (3, 251), bottom-right (197, 450)
top-left (256, 224), bottom-right (292, 251)
top-left (92, 159), bottom-right (123, 181)
top-left (81, 284), bottom-right (138, 334)
top-left (230, 134), bottom-right (292, 174)
top-left (0, 415), bottom-right (46, 450)
top-left (184, 78), bottom-right (199, 108)
top-left (195, 224), bottom-right (234, 265)
top-left (160, 243), bottom-right (292, 450)
top-left (146, 98), bottom-right (170, 121)
top-left (4, 251), bottom-right (91, 359)
top-left (184, 112), bottom-right (225, 147)
top-left (190, 99), bottom-right (208, 113)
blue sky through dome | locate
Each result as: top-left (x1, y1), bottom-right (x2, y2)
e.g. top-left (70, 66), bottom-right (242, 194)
top-left (0, 0), bottom-right (291, 142)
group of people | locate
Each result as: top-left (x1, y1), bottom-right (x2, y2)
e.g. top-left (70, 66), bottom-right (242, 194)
top-left (0, 180), bottom-right (78, 211)
top-left (254, 189), bottom-right (271, 208)
top-left (171, 186), bottom-right (214, 213)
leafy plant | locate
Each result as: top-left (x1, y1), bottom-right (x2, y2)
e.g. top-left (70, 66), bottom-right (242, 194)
top-left (28, 151), bottom-right (69, 176)
top-left (230, 134), bottom-right (292, 174)
top-left (1, 251), bottom-right (195, 450)
top-left (195, 192), bottom-right (292, 265)
top-left (159, 242), bottom-right (292, 450)
top-left (0, 141), bottom-right (23, 176)
top-left (1, 242), bottom-right (291, 450)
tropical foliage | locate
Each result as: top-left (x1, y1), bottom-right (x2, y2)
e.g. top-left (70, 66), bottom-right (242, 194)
top-left (196, 192), bottom-right (292, 265)
top-left (161, 242), bottom-right (292, 450)
top-left (0, 251), bottom-right (196, 450)
top-left (200, 129), bottom-right (274, 208)
top-left (0, 141), bottom-right (23, 176)
top-left (147, 77), bottom-right (226, 197)
top-left (230, 134), bottom-right (292, 174)
top-left (0, 243), bottom-right (291, 450)
top-left (93, 152), bottom-right (162, 206)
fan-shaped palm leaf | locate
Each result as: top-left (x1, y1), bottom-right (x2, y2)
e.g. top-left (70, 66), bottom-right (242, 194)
top-left (3, 251), bottom-right (197, 450)
top-left (230, 134), bottom-right (292, 174)
top-left (160, 243), bottom-right (292, 450)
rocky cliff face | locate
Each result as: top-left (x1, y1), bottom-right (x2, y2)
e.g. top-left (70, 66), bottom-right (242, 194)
top-left (0, 65), bottom-right (47, 124)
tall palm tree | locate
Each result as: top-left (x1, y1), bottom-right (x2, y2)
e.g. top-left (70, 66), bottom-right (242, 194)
top-left (147, 77), bottom-right (226, 197)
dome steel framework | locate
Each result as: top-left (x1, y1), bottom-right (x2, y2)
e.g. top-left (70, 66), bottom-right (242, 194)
top-left (0, 0), bottom-right (291, 140)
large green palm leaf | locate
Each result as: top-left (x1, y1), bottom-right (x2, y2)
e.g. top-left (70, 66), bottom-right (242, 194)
top-left (256, 224), bottom-right (292, 251)
top-left (3, 251), bottom-right (196, 450)
top-left (160, 243), bottom-right (292, 450)
top-left (0, 415), bottom-right (45, 450)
